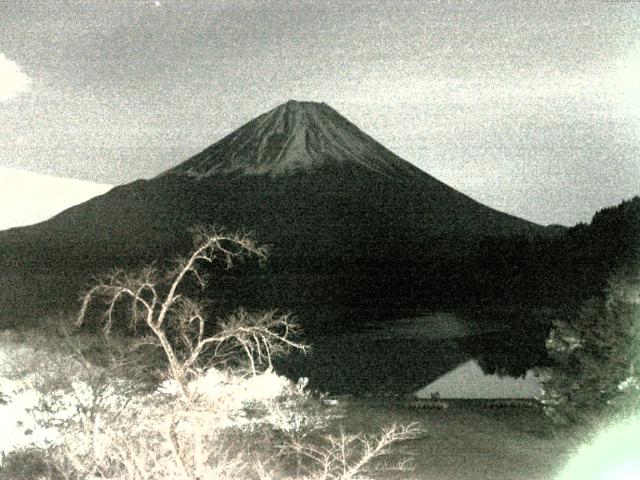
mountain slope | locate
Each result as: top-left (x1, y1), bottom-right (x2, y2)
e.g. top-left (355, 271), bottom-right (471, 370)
top-left (160, 100), bottom-right (428, 180)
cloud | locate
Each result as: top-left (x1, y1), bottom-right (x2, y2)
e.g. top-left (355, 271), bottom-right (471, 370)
top-left (0, 168), bottom-right (111, 230)
top-left (0, 53), bottom-right (33, 101)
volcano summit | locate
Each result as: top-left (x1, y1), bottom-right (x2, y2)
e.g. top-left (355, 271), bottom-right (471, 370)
top-left (162, 100), bottom-right (427, 180)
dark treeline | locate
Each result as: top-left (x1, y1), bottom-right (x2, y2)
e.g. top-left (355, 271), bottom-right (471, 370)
top-left (462, 196), bottom-right (640, 308)
top-left (219, 197), bottom-right (640, 321)
top-left (2, 197), bottom-right (638, 330)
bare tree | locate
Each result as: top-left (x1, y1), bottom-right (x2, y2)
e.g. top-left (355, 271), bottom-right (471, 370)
top-left (28, 227), bottom-right (426, 480)
top-left (289, 423), bottom-right (422, 480)
top-left (76, 226), bottom-right (307, 401)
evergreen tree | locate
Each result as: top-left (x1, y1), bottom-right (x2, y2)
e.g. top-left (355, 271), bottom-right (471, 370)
top-left (542, 269), bottom-right (640, 425)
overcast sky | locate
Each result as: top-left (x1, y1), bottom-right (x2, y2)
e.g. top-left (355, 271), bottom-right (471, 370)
top-left (1, 0), bottom-right (639, 226)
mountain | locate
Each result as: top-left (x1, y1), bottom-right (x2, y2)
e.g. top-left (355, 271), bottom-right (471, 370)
top-left (0, 101), bottom-right (550, 325)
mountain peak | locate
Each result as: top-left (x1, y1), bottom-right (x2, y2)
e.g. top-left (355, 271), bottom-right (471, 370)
top-left (281, 99), bottom-right (327, 108)
top-left (161, 101), bottom-right (425, 180)
top-left (271, 99), bottom-right (331, 115)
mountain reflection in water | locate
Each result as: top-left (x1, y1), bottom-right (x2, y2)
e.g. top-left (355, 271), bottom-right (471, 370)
top-left (416, 359), bottom-right (543, 399)
top-left (276, 310), bottom-right (552, 396)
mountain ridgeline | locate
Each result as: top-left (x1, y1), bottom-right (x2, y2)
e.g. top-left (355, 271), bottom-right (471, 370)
top-left (1, 101), bottom-right (638, 392)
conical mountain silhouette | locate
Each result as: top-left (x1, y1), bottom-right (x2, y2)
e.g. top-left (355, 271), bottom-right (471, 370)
top-left (0, 100), bottom-right (545, 328)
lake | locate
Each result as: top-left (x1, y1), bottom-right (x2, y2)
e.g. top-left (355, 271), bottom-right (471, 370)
top-left (276, 309), bottom-right (552, 396)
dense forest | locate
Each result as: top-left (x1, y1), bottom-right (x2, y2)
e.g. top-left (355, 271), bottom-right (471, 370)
top-left (441, 196), bottom-right (640, 309)
top-left (1, 197), bottom-right (638, 327)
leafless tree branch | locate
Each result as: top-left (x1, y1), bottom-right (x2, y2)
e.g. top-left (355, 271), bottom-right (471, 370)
top-left (76, 227), bottom-right (302, 401)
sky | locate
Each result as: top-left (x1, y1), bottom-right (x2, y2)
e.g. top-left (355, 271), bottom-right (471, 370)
top-left (1, 0), bottom-right (639, 228)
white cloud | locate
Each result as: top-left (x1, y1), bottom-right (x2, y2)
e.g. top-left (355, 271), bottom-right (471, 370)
top-left (0, 53), bottom-right (33, 101)
top-left (0, 167), bottom-right (112, 230)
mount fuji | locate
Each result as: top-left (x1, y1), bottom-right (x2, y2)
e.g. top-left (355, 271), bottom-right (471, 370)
top-left (0, 100), bottom-right (548, 327)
